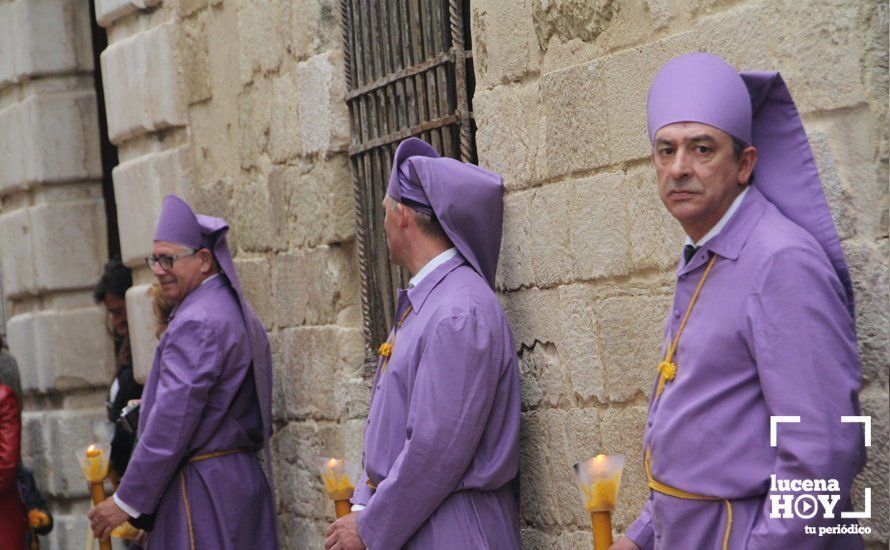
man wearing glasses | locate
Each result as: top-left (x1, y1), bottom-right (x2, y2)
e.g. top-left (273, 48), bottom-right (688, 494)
top-left (88, 195), bottom-right (278, 549)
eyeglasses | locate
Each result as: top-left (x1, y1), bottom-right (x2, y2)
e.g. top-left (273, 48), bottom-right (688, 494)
top-left (145, 250), bottom-right (195, 271)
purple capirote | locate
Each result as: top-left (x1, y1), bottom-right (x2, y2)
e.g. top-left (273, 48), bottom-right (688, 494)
top-left (384, 137), bottom-right (505, 289)
top-left (647, 52), bottom-right (854, 315)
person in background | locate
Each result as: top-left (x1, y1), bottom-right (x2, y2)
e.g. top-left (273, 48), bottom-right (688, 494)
top-left (1, 334), bottom-right (27, 548)
top-left (94, 258), bottom-right (143, 482)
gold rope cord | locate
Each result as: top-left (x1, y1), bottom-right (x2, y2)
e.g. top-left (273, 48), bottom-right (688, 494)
top-left (179, 471), bottom-right (196, 550)
top-left (380, 306), bottom-right (413, 373)
top-left (655, 254), bottom-right (719, 399)
top-left (645, 448), bottom-right (733, 550)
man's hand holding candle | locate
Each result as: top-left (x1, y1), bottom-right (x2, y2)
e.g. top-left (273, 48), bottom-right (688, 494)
top-left (325, 512), bottom-right (366, 550)
top-left (88, 497), bottom-right (129, 542)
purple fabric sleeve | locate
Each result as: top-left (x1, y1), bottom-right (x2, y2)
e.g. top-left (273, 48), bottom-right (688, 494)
top-left (356, 313), bottom-right (499, 548)
top-left (625, 497), bottom-right (655, 550)
top-left (745, 246), bottom-right (863, 549)
top-left (115, 320), bottom-right (221, 514)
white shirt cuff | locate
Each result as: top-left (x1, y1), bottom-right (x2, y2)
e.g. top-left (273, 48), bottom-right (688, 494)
top-left (351, 504), bottom-right (366, 512)
top-left (113, 493), bottom-right (141, 518)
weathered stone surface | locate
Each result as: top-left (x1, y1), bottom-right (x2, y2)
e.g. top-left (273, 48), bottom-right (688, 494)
top-left (44, 408), bottom-right (108, 497)
top-left (0, 0), bottom-right (91, 87)
top-left (279, 326), bottom-right (364, 420)
top-left (474, 82), bottom-right (541, 191)
top-left (237, 76), bottom-right (272, 170)
top-left (113, 145), bottom-right (191, 266)
top-left (518, 341), bottom-right (572, 410)
top-left (0, 207), bottom-right (36, 297)
top-left (231, 169), bottom-right (289, 252)
top-left (6, 307), bottom-right (114, 393)
top-left (531, 0), bottom-right (620, 49)
top-left (853, 384), bottom-right (890, 543)
top-left (539, 62), bottom-right (611, 179)
top-left (269, 66), bottom-right (301, 163)
top-left (0, 197), bottom-right (106, 297)
top-left (125, 283), bottom-right (159, 384)
top-left (100, 22), bottom-right (187, 144)
top-left (296, 51), bottom-right (350, 155)
top-left (237, 0), bottom-right (286, 84)
top-left (531, 181), bottom-right (575, 286)
top-left (177, 0), bottom-right (208, 17)
top-left (181, 17), bottom-right (212, 104)
top-left (46, 513), bottom-right (91, 550)
top-left (626, 163), bottom-right (685, 270)
top-left (570, 172), bottom-right (631, 280)
top-left (497, 189), bottom-right (534, 291)
top-left (288, 0), bottom-right (341, 61)
top-left (234, 257), bottom-right (274, 328)
top-left (95, 0), bottom-right (163, 28)
top-left (0, 91), bottom-right (103, 193)
top-left (594, 293), bottom-right (671, 403)
top-left (285, 156), bottom-right (355, 247)
top-left (599, 32), bottom-right (696, 164)
top-left (844, 239), bottom-right (889, 386)
top-left (471, 0), bottom-right (541, 88)
top-left (600, 404), bottom-right (649, 532)
top-left (500, 287), bottom-right (561, 350)
top-left (30, 197), bottom-right (107, 291)
top-left (273, 244), bottom-right (358, 329)
top-left (557, 284), bottom-right (604, 403)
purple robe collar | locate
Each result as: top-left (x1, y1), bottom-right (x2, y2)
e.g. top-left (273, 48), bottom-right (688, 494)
top-left (648, 52), bottom-right (854, 315)
top-left (406, 253), bottom-right (466, 313)
top-left (387, 138), bottom-right (505, 289)
top-left (678, 186), bottom-right (768, 277)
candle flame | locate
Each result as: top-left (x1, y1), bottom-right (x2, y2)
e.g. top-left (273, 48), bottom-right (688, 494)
top-left (86, 444), bottom-right (101, 458)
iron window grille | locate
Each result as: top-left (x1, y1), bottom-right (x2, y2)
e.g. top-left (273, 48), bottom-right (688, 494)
top-left (340, 0), bottom-right (476, 374)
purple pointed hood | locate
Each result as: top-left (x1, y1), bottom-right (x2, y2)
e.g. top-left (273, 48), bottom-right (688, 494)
top-left (647, 52), bottom-right (854, 316)
top-left (153, 195), bottom-right (275, 486)
top-left (387, 138), bottom-right (504, 289)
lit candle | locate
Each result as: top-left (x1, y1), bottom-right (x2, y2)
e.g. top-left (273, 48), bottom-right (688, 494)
top-left (318, 458), bottom-right (359, 518)
top-left (573, 454), bottom-right (625, 550)
top-left (76, 443), bottom-right (112, 550)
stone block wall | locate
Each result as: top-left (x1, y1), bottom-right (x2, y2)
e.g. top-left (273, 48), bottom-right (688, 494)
top-left (471, 0), bottom-right (888, 547)
top-left (94, 0), bottom-right (363, 547)
top-left (0, 0), bottom-right (113, 547)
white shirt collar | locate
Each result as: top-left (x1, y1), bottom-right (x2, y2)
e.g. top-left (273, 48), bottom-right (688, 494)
top-left (408, 248), bottom-right (458, 288)
top-left (200, 273), bottom-right (221, 286)
top-left (684, 187), bottom-right (750, 248)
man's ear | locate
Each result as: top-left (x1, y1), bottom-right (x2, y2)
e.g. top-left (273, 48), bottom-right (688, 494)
top-left (739, 146), bottom-right (757, 185)
top-left (197, 248), bottom-right (214, 274)
top-left (395, 202), bottom-right (411, 229)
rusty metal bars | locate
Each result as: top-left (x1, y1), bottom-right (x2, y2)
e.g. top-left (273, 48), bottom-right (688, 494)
top-left (340, 0), bottom-right (474, 374)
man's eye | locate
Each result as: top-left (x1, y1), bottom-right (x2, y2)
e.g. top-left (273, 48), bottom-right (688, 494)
top-left (658, 148), bottom-right (674, 156)
top-left (695, 146), bottom-right (712, 154)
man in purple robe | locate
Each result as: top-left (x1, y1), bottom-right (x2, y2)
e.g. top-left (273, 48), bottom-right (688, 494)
top-left (612, 53), bottom-right (865, 549)
top-left (89, 195), bottom-right (278, 549)
top-left (325, 138), bottom-right (522, 549)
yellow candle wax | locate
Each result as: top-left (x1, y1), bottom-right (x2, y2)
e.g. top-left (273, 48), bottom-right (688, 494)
top-left (83, 445), bottom-right (107, 483)
top-left (321, 459), bottom-right (355, 501)
top-left (585, 471), bottom-right (620, 511)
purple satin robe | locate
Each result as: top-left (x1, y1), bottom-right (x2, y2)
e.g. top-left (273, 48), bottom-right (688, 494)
top-left (626, 187), bottom-right (864, 549)
top-left (352, 254), bottom-right (522, 549)
top-left (115, 276), bottom-right (277, 549)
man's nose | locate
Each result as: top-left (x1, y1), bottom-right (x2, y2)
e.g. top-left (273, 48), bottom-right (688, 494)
top-left (669, 149), bottom-right (692, 181)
